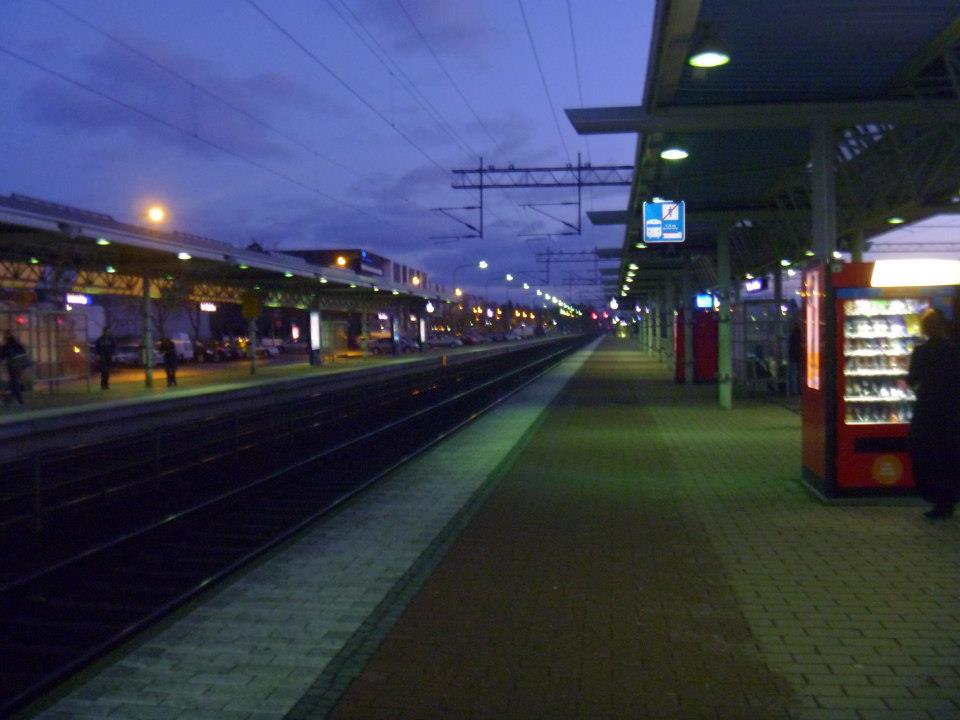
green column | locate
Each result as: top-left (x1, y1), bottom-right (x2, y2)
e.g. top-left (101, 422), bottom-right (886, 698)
top-left (665, 279), bottom-right (675, 368)
top-left (773, 267), bottom-right (783, 393)
top-left (248, 316), bottom-right (257, 375)
top-left (810, 122), bottom-right (838, 261)
top-left (718, 229), bottom-right (732, 410)
top-left (360, 311), bottom-right (369, 358)
top-left (142, 277), bottom-right (153, 388)
top-left (683, 271), bottom-right (694, 385)
top-left (851, 228), bottom-right (865, 263)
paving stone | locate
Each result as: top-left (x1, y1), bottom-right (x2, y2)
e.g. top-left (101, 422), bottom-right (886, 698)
top-left (35, 341), bottom-right (595, 720)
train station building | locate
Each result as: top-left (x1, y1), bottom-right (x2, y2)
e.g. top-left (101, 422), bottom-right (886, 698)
top-left (3, 2), bottom-right (960, 720)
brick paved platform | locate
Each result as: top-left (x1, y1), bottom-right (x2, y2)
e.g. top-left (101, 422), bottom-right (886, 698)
top-left (316, 339), bottom-right (960, 720)
top-left (26, 338), bottom-right (960, 720)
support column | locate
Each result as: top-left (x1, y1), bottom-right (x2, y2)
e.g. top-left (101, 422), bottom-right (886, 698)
top-left (248, 316), bottom-right (258, 375)
top-left (665, 279), bottom-right (676, 369)
top-left (682, 272), bottom-right (694, 385)
top-left (360, 311), bottom-right (369, 358)
top-left (850, 228), bottom-right (865, 263)
top-left (142, 277), bottom-right (153, 388)
top-left (773, 267), bottom-right (784, 394)
top-left (717, 229), bottom-right (732, 410)
top-left (655, 287), bottom-right (664, 361)
top-left (810, 122), bottom-right (838, 261)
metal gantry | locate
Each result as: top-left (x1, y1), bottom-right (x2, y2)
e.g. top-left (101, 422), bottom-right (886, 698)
top-left (449, 153), bottom-right (632, 238)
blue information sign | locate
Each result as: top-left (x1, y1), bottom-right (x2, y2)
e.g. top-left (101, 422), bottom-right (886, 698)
top-left (642, 200), bottom-right (685, 243)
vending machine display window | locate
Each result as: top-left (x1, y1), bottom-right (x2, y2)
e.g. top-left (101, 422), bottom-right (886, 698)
top-left (841, 298), bottom-right (927, 425)
top-left (804, 270), bottom-right (821, 389)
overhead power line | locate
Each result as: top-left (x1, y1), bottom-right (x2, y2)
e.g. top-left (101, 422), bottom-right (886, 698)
top-left (517, 0), bottom-right (572, 164)
top-left (0, 44), bottom-right (391, 225)
top-left (41, 0), bottom-right (360, 180)
top-left (244, 0), bottom-right (449, 175)
top-left (390, 0), bottom-right (529, 226)
top-left (564, 0), bottom-right (592, 165)
top-left (326, 0), bottom-right (476, 162)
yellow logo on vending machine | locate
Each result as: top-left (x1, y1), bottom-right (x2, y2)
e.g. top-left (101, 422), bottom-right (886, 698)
top-left (871, 455), bottom-right (903, 486)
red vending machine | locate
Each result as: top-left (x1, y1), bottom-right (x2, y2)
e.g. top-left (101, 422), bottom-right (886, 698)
top-left (802, 261), bottom-right (959, 498)
top-left (674, 309), bottom-right (719, 383)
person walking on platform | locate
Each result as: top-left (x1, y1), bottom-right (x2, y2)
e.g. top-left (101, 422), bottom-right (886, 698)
top-left (1, 330), bottom-right (29, 406)
top-left (907, 307), bottom-right (960, 519)
top-left (94, 327), bottom-right (116, 390)
top-left (159, 337), bottom-right (178, 387)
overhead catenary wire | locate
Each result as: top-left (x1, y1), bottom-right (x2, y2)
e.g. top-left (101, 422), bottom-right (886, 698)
top-left (0, 45), bottom-right (393, 226)
top-left (244, 0), bottom-right (450, 176)
top-left (564, 0), bottom-right (591, 166)
top-left (38, 0), bottom-right (452, 220)
top-left (326, 0), bottom-right (476, 164)
top-left (517, 0), bottom-right (572, 165)
top-left (40, 0), bottom-right (361, 181)
top-left (390, 0), bottom-right (538, 229)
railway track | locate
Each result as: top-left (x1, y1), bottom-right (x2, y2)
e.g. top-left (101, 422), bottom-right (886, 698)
top-left (0, 337), bottom-right (585, 717)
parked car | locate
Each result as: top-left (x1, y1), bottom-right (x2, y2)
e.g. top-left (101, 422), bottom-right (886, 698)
top-left (459, 332), bottom-right (491, 346)
top-left (369, 336), bottom-right (418, 354)
top-left (113, 343), bottom-right (161, 366)
top-left (426, 334), bottom-right (462, 348)
top-left (368, 337), bottom-right (395, 354)
top-left (279, 337), bottom-right (308, 354)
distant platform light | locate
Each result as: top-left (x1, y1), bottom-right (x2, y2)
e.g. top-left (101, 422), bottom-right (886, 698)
top-left (200, 302), bottom-right (217, 312)
top-left (886, 216), bottom-right (906, 225)
top-left (66, 293), bottom-right (90, 305)
top-left (238, 264), bottom-right (249, 269)
top-left (96, 238), bottom-right (111, 246)
top-left (105, 265), bottom-right (116, 273)
top-left (177, 252), bottom-right (192, 260)
top-left (283, 272), bottom-right (294, 278)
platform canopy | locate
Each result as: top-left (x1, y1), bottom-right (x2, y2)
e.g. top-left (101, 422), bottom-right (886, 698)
top-left (567, 0), bottom-right (960, 299)
top-left (0, 194), bottom-right (446, 312)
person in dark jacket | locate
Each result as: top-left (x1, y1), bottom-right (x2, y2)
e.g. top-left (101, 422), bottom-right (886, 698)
top-left (1, 330), bottom-right (28, 406)
top-left (159, 337), bottom-right (177, 387)
top-left (907, 308), bottom-right (960, 519)
top-left (94, 327), bottom-right (116, 389)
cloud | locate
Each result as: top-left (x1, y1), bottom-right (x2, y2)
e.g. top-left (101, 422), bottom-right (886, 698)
top-left (360, 0), bottom-right (494, 62)
top-left (21, 38), bottom-right (354, 163)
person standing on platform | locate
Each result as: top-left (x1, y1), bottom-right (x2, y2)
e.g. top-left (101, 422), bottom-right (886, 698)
top-left (788, 323), bottom-right (802, 395)
top-left (94, 327), bottom-right (116, 390)
top-left (159, 337), bottom-right (178, 387)
top-left (1, 330), bottom-right (30, 406)
top-left (907, 307), bottom-right (960, 519)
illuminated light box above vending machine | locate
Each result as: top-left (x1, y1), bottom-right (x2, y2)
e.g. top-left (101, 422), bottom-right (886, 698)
top-left (871, 259), bottom-right (960, 288)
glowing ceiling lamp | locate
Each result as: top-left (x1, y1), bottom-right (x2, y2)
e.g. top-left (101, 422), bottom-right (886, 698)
top-left (660, 148), bottom-right (689, 161)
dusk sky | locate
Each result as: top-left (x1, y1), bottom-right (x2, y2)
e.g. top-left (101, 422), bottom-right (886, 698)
top-left (0, 0), bottom-right (653, 304)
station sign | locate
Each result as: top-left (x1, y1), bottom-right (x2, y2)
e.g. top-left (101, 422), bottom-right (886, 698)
top-left (642, 199), bottom-right (685, 243)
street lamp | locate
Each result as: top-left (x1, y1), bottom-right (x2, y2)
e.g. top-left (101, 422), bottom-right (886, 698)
top-left (146, 204), bottom-right (167, 223)
top-left (452, 259), bottom-right (488, 297)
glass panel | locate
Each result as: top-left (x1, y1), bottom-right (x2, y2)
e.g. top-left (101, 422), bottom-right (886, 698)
top-left (842, 297), bottom-right (927, 424)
